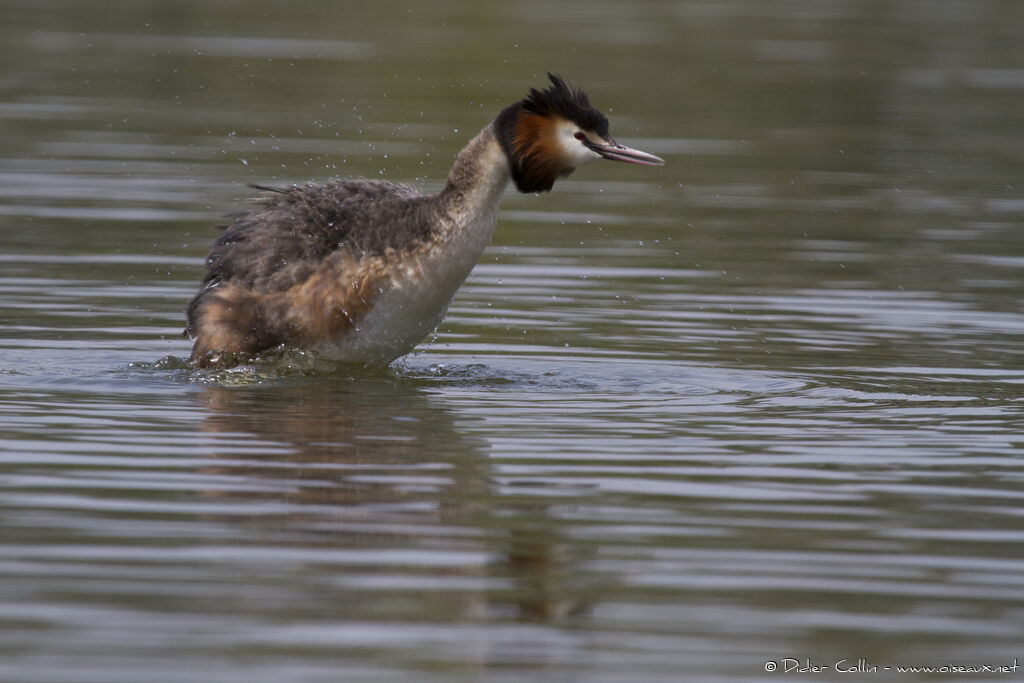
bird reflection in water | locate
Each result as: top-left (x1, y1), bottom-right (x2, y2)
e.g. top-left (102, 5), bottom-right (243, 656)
top-left (194, 378), bottom-right (597, 626)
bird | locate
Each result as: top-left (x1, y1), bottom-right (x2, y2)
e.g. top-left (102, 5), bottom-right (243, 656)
top-left (185, 73), bottom-right (664, 368)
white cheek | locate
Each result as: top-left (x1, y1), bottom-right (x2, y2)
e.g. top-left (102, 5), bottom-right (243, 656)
top-left (568, 141), bottom-right (602, 166)
top-left (555, 123), bottom-right (602, 166)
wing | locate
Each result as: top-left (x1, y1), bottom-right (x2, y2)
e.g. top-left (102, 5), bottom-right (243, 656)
top-left (200, 180), bottom-right (424, 291)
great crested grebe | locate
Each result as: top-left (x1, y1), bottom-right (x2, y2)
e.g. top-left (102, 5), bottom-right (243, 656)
top-left (186, 74), bottom-right (664, 367)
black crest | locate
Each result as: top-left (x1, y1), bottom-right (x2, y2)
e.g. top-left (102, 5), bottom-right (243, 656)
top-left (523, 73), bottom-right (609, 138)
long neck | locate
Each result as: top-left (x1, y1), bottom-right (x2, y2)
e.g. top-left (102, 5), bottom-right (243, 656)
top-left (379, 123), bottom-right (508, 322)
top-left (437, 122), bottom-right (510, 236)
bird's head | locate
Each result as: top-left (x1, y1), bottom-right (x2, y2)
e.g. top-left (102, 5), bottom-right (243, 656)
top-left (495, 73), bottom-right (664, 193)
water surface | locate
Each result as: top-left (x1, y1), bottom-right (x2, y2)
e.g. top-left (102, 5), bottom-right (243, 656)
top-left (2, 1), bottom-right (1024, 681)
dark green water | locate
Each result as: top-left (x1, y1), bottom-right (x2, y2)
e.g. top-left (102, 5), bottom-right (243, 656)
top-left (2, 1), bottom-right (1024, 681)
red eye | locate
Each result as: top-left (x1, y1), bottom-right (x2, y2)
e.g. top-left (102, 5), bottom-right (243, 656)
top-left (574, 132), bottom-right (586, 141)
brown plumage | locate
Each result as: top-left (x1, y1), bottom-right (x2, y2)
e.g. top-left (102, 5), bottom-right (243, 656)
top-left (509, 112), bottom-right (574, 191)
top-left (186, 181), bottom-right (436, 366)
top-left (188, 251), bottom-right (388, 364)
top-left (185, 74), bottom-right (664, 367)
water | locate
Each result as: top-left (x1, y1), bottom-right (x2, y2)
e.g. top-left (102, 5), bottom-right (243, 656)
top-left (3, 1), bottom-right (1024, 681)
